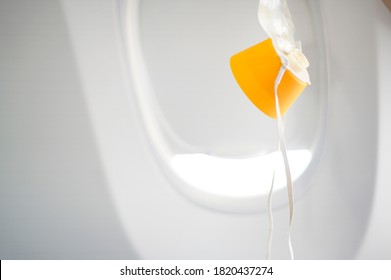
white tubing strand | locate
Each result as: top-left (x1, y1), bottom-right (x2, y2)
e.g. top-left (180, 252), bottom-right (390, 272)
top-left (274, 66), bottom-right (295, 260)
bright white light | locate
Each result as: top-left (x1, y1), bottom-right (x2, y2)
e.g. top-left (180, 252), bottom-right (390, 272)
top-left (171, 150), bottom-right (312, 198)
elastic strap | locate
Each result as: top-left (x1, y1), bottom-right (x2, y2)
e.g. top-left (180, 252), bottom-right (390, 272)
top-left (272, 66), bottom-right (295, 260)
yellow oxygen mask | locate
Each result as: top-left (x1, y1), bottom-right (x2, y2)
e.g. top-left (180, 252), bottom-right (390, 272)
top-left (230, 0), bottom-right (310, 118)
